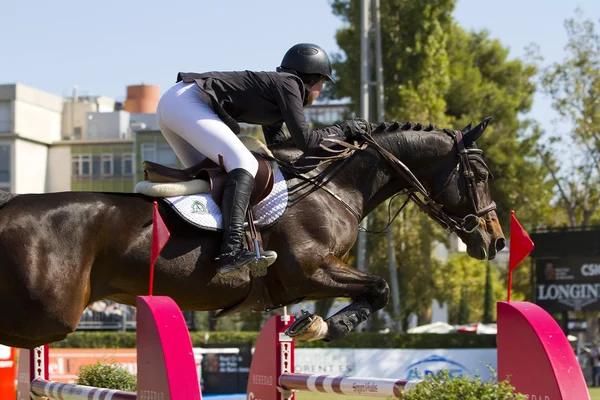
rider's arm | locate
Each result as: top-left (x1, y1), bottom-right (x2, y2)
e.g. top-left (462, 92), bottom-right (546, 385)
top-left (275, 76), bottom-right (347, 151)
top-left (262, 124), bottom-right (288, 145)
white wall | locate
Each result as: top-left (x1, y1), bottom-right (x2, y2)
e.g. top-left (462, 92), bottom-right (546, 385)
top-left (13, 84), bottom-right (63, 143)
top-left (14, 101), bottom-right (62, 143)
top-left (62, 96), bottom-right (116, 140)
top-left (14, 139), bottom-right (48, 194)
top-left (47, 145), bottom-right (72, 192)
top-left (87, 111), bottom-right (130, 140)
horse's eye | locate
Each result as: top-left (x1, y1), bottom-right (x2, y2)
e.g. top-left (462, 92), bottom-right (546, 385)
top-left (477, 173), bottom-right (489, 182)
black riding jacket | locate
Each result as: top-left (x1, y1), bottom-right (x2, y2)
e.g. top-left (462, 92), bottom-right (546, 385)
top-left (176, 71), bottom-right (347, 151)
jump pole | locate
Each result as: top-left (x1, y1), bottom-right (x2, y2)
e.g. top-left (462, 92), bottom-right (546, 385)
top-left (16, 296), bottom-right (202, 400)
top-left (246, 314), bottom-right (422, 399)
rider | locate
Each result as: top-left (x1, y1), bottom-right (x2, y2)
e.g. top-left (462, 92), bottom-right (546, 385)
top-left (156, 43), bottom-right (368, 279)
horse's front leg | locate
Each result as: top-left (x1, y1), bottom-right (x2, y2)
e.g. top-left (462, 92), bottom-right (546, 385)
top-left (285, 254), bottom-right (390, 342)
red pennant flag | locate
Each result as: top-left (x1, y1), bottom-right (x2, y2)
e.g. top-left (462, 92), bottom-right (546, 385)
top-left (509, 210), bottom-right (534, 271)
top-left (507, 210), bottom-right (534, 302)
top-left (149, 201), bottom-right (170, 295)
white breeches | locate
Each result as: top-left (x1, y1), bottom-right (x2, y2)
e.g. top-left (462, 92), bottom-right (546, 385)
top-left (156, 81), bottom-right (258, 177)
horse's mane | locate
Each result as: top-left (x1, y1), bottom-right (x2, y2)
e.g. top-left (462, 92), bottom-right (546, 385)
top-left (267, 120), bottom-right (449, 163)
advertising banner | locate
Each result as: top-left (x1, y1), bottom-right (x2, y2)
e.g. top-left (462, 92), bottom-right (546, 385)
top-left (536, 256), bottom-right (600, 312)
top-left (295, 348), bottom-right (498, 382)
top-left (0, 345), bottom-right (16, 399)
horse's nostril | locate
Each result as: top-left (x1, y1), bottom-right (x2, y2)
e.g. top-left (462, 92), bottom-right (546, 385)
top-left (496, 238), bottom-right (506, 252)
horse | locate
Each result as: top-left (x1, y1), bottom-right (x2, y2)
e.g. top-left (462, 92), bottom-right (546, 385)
top-left (0, 117), bottom-right (504, 349)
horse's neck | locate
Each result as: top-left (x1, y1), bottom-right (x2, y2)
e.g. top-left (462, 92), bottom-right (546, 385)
top-left (341, 130), bottom-right (453, 218)
top-left (270, 131), bottom-right (452, 219)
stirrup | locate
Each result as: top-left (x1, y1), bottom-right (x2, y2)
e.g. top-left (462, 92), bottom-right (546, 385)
top-left (216, 249), bottom-right (271, 278)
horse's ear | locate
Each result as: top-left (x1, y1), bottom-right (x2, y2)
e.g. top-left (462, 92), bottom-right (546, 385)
top-left (464, 116), bottom-right (492, 145)
top-left (461, 121), bottom-right (473, 132)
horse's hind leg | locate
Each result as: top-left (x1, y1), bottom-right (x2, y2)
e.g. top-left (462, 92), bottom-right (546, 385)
top-left (286, 254), bottom-right (389, 342)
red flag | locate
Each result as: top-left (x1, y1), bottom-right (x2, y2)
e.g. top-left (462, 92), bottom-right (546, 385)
top-left (508, 210), bottom-right (534, 271)
top-left (149, 201), bottom-right (170, 295)
top-left (507, 210), bottom-right (534, 302)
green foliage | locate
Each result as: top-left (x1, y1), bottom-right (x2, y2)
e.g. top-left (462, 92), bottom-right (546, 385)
top-left (437, 253), bottom-right (506, 324)
top-left (51, 330), bottom-right (497, 350)
top-left (402, 370), bottom-right (527, 400)
top-left (51, 331), bottom-right (137, 348)
top-left (535, 8), bottom-right (600, 227)
top-left (444, 26), bottom-right (553, 230)
top-left (328, 0), bottom-right (553, 315)
top-left (483, 262), bottom-right (494, 323)
top-left (76, 361), bottom-right (137, 392)
top-left (457, 285), bottom-right (470, 325)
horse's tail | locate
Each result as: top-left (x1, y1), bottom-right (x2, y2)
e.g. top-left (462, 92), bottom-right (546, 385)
top-left (0, 190), bottom-right (16, 209)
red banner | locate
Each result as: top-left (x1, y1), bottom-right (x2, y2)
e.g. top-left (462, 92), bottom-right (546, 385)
top-left (0, 345), bottom-right (16, 398)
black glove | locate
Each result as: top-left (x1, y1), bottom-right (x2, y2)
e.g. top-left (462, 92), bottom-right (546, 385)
top-left (338, 119), bottom-right (370, 141)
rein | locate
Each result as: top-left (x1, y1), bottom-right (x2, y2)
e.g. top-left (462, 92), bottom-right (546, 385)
top-left (272, 121), bottom-right (497, 233)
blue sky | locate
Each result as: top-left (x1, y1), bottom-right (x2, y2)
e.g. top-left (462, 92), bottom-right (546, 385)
top-left (2, 0), bottom-right (599, 135)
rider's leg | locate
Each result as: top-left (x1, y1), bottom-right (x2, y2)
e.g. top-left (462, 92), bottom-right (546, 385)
top-left (156, 82), bottom-right (277, 278)
top-left (157, 119), bottom-right (206, 168)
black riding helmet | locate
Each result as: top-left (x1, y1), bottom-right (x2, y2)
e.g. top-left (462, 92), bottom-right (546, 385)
top-left (277, 43), bottom-right (335, 85)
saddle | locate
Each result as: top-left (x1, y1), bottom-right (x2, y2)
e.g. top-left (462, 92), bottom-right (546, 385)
top-left (141, 137), bottom-right (275, 208)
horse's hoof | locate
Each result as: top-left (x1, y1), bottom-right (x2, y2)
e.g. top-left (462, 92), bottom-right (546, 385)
top-left (285, 311), bottom-right (328, 341)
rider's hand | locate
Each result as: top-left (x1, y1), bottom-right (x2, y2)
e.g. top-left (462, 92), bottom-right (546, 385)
top-left (338, 119), bottom-right (370, 141)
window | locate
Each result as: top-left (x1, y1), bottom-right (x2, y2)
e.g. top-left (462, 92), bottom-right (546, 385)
top-left (122, 154), bottom-right (134, 176)
top-left (141, 143), bottom-right (156, 163)
top-left (101, 154), bottom-right (113, 176)
top-left (0, 145), bottom-right (10, 185)
top-left (157, 143), bottom-right (177, 167)
top-left (72, 154), bottom-right (92, 177)
top-left (141, 143), bottom-right (177, 168)
top-left (0, 103), bottom-right (10, 132)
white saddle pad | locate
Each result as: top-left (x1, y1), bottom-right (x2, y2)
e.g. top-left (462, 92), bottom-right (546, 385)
top-left (162, 165), bottom-right (288, 231)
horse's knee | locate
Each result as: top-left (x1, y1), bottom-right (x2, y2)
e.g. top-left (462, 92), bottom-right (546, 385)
top-left (369, 277), bottom-right (390, 311)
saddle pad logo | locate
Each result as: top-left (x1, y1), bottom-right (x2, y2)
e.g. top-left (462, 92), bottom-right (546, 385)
top-left (163, 164), bottom-right (288, 231)
top-left (191, 200), bottom-right (208, 214)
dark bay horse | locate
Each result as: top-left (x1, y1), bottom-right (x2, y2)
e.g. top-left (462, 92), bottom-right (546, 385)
top-left (0, 118), bottom-right (504, 349)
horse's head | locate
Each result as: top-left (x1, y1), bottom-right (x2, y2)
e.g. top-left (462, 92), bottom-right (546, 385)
top-left (429, 117), bottom-right (505, 260)
top-left (368, 117), bottom-right (505, 260)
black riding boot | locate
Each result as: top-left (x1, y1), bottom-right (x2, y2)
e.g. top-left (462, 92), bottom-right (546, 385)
top-left (216, 168), bottom-right (276, 279)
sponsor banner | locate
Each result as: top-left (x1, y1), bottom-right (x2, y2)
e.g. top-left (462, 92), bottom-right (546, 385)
top-left (295, 348), bottom-right (497, 382)
top-left (45, 347), bottom-right (497, 385)
top-left (536, 256), bottom-right (600, 312)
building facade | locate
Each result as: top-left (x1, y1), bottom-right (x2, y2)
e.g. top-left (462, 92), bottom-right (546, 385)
top-left (62, 91), bottom-right (116, 140)
top-left (0, 83), bottom-right (63, 193)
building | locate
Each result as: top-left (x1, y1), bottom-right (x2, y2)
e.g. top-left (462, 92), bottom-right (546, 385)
top-left (124, 84), bottom-right (159, 114)
top-left (49, 139), bottom-right (136, 193)
top-left (134, 129), bottom-right (182, 183)
top-left (304, 101), bottom-right (354, 127)
top-left (62, 88), bottom-right (116, 140)
top-left (0, 83), bottom-right (63, 193)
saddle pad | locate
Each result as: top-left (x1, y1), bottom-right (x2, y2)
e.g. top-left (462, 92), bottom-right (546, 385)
top-left (163, 165), bottom-right (288, 231)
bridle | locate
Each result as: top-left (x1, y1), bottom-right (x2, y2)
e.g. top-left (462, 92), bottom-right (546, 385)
top-left (359, 125), bottom-right (497, 234)
top-left (283, 122), bottom-right (497, 234)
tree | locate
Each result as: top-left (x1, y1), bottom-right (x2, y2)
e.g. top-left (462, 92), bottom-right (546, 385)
top-left (457, 285), bottom-right (470, 325)
top-left (535, 9), bottom-right (600, 227)
top-left (532, 8), bottom-right (600, 346)
top-left (483, 261), bottom-right (494, 323)
top-left (328, 0), bottom-right (552, 324)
